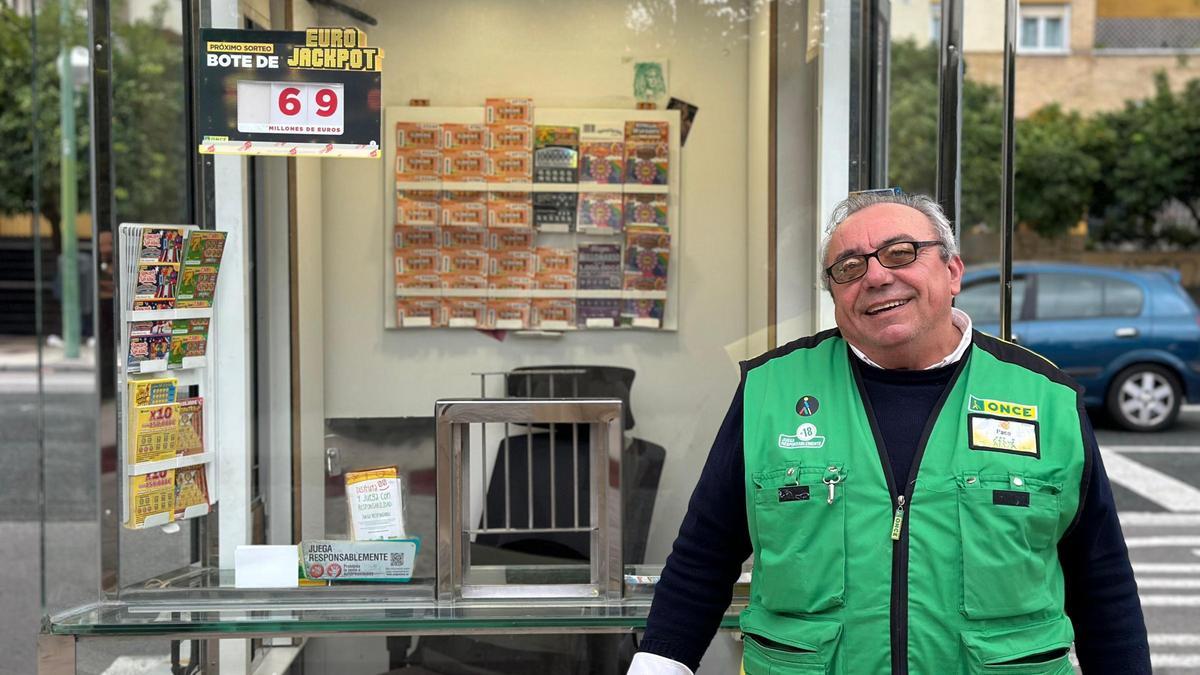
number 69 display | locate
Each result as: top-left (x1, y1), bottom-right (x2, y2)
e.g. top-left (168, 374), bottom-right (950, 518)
top-left (236, 81), bottom-right (345, 134)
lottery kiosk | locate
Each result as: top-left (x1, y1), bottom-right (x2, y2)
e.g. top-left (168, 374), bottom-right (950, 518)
top-left (39, 0), bottom-right (862, 673)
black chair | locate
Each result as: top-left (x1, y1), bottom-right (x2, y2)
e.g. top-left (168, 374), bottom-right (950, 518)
top-left (475, 366), bottom-right (662, 566)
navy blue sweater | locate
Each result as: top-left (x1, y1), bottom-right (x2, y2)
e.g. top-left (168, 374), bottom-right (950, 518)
top-left (640, 352), bottom-right (1150, 673)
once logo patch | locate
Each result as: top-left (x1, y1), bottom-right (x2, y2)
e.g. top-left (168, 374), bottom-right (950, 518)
top-left (796, 395), bottom-right (820, 417)
top-left (779, 423), bottom-right (826, 449)
top-left (968, 395), bottom-right (1038, 421)
top-left (968, 413), bottom-right (1040, 459)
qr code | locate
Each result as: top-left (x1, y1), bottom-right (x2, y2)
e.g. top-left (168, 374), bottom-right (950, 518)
top-left (390, 552), bottom-right (406, 565)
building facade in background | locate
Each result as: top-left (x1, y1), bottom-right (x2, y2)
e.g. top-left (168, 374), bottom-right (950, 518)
top-left (893, 0), bottom-right (1200, 116)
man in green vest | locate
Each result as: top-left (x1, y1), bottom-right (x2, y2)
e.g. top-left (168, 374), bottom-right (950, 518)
top-left (630, 192), bottom-right (1150, 674)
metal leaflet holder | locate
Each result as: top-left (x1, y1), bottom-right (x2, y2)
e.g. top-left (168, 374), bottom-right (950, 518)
top-left (434, 398), bottom-right (624, 601)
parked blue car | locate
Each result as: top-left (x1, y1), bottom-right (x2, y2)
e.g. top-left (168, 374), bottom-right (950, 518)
top-left (958, 263), bottom-right (1200, 431)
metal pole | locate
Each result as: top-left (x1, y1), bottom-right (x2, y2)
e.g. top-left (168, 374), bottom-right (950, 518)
top-left (88, 0), bottom-right (120, 598)
top-left (999, 0), bottom-right (1018, 342)
top-left (935, 0), bottom-right (964, 241)
top-left (58, 0), bottom-right (80, 358)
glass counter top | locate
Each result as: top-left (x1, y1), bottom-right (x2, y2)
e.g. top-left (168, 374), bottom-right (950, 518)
top-left (47, 565), bottom-right (749, 637)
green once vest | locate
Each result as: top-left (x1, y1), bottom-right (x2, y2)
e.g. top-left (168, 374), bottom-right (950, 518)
top-left (739, 331), bottom-right (1086, 675)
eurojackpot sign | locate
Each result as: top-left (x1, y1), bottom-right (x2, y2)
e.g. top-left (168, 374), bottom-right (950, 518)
top-left (197, 27), bottom-right (383, 158)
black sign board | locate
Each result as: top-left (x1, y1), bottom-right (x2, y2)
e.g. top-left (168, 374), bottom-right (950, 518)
top-left (197, 27), bottom-right (383, 158)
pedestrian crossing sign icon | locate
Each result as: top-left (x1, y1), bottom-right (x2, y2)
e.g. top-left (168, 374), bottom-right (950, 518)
top-left (796, 395), bottom-right (820, 417)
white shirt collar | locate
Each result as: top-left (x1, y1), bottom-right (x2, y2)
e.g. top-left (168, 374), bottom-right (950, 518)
top-left (848, 307), bottom-right (973, 370)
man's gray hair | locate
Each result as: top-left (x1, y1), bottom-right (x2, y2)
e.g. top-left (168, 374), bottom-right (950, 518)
top-left (819, 192), bottom-right (959, 290)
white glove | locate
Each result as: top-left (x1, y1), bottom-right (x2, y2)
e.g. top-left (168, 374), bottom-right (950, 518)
top-left (627, 652), bottom-right (695, 675)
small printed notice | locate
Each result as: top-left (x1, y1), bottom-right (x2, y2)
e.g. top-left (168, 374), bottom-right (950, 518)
top-left (345, 467), bottom-right (405, 540)
top-left (300, 539), bottom-right (419, 582)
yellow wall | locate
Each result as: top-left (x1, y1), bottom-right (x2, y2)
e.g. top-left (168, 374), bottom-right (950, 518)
top-left (0, 213), bottom-right (92, 239)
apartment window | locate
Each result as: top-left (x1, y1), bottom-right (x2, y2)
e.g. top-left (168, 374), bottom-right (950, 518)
top-left (1019, 5), bottom-right (1070, 54)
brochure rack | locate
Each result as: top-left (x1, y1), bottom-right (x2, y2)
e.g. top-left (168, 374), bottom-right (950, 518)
top-left (116, 223), bottom-right (221, 529)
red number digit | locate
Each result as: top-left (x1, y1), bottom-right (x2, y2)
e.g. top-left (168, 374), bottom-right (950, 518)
top-left (315, 88), bottom-right (338, 117)
top-left (278, 87), bottom-right (302, 116)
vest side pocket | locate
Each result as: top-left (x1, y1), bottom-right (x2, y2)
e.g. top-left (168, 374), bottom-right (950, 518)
top-left (751, 467), bottom-right (846, 614)
top-left (957, 480), bottom-right (1061, 620)
top-left (960, 615), bottom-right (1075, 674)
top-left (740, 617), bottom-right (842, 675)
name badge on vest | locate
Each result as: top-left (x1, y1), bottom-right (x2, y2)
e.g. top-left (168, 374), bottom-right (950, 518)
top-left (968, 414), bottom-right (1040, 458)
top-left (778, 485), bottom-right (810, 502)
top-left (967, 395), bottom-right (1040, 458)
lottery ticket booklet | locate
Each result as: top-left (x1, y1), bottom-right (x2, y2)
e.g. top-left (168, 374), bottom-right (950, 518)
top-left (126, 377), bottom-right (178, 462)
top-left (168, 318), bottom-right (210, 368)
top-left (127, 320), bottom-right (172, 373)
top-left (173, 465), bottom-right (210, 518)
top-left (129, 470), bottom-right (175, 527)
top-left (176, 397), bottom-right (205, 457)
top-left (175, 230), bottom-right (226, 308)
top-left (121, 226), bottom-right (187, 311)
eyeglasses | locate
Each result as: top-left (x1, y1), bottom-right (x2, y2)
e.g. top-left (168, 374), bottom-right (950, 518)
top-left (825, 240), bottom-right (945, 284)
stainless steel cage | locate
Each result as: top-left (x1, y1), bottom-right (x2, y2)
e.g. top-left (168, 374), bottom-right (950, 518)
top-left (434, 398), bottom-right (623, 601)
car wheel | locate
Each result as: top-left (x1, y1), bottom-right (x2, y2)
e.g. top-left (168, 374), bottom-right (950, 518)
top-left (1106, 364), bottom-right (1182, 432)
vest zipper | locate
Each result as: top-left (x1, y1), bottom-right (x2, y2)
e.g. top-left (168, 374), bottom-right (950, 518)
top-left (890, 495), bottom-right (906, 540)
top-left (891, 492), bottom-right (909, 675)
top-left (854, 360), bottom-right (910, 675)
top-left (895, 485), bottom-right (915, 675)
top-left (850, 349), bottom-right (971, 675)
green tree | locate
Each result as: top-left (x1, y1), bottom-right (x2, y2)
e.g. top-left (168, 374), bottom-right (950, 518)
top-left (0, 0), bottom-right (187, 249)
top-left (110, 0), bottom-right (188, 225)
top-left (959, 74), bottom-right (1002, 231)
top-left (0, 0), bottom-right (91, 255)
top-left (888, 39), bottom-right (1007, 231)
top-left (887, 39), bottom-right (939, 197)
top-left (1088, 72), bottom-right (1200, 248)
top-left (1015, 105), bottom-right (1098, 238)
top-left (890, 39), bottom-right (1099, 239)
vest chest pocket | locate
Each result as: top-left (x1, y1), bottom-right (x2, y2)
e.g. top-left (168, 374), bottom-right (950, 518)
top-left (751, 464), bottom-right (847, 614)
top-left (957, 474), bottom-right (1062, 620)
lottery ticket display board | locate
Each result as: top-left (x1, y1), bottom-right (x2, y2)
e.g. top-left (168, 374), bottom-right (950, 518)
top-left (197, 27), bottom-right (384, 158)
top-left (384, 104), bottom-right (681, 332)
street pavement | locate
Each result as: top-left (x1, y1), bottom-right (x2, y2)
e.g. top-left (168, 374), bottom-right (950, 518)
top-left (1096, 405), bottom-right (1200, 672)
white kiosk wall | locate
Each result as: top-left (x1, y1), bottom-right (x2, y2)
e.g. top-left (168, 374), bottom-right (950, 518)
top-left (313, 0), bottom-right (766, 565)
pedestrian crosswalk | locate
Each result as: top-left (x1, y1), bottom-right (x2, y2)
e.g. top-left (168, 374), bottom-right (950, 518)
top-left (1119, 516), bottom-right (1200, 669)
top-left (1104, 444), bottom-right (1200, 672)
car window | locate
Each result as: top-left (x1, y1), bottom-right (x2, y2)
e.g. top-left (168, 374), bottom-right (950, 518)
top-left (1103, 279), bottom-right (1143, 317)
top-left (956, 277), bottom-right (1026, 324)
top-left (1152, 284), bottom-right (1197, 317)
top-left (1035, 273), bottom-right (1143, 319)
